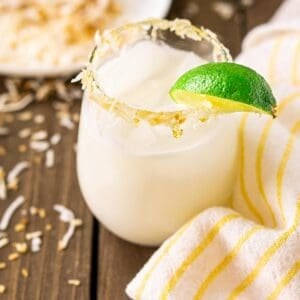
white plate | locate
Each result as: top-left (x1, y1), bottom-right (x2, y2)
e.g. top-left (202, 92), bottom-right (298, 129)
top-left (0, 0), bottom-right (172, 78)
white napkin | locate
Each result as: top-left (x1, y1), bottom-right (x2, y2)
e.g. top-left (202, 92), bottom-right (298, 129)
top-left (126, 0), bottom-right (300, 299)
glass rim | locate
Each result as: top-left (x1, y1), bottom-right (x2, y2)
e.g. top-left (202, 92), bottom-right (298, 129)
top-left (77, 18), bottom-right (232, 137)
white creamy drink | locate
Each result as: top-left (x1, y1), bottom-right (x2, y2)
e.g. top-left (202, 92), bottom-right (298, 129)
top-left (77, 20), bottom-right (239, 246)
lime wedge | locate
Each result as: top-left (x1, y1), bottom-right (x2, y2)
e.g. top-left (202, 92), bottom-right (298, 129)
top-left (169, 62), bottom-right (277, 117)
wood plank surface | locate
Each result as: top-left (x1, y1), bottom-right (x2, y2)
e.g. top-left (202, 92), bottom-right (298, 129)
top-left (0, 87), bottom-right (93, 299)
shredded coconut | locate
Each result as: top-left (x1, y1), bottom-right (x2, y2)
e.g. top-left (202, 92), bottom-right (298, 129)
top-left (7, 161), bottom-right (30, 188)
top-left (45, 149), bottom-right (55, 168)
top-left (31, 130), bottom-right (48, 141)
top-left (29, 140), bottom-right (49, 152)
top-left (31, 236), bottom-right (42, 253)
top-left (26, 231), bottom-right (42, 240)
top-left (50, 133), bottom-right (61, 145)
top-left (54, 205), bottom-right (82, 251)
top-left (0, 195), bottom-right (25, 230)
top-left (0, 167), bottom-right (7, 200)
top-left (212, 1), bottom-right (235, 20)
top-left (0, 94), bottom-right (34, 113)
top-left (59, 115), bottom-right (75, 130)
top-left (33, 114), bottom-right (45, 124)
top-left (18, 128), bottom-right (32, 139)
top-left (0, 238), bottom-right (9, 248)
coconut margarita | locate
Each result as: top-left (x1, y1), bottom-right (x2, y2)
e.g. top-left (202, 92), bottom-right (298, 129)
top-left (77, 19), bottom-right (239, 246)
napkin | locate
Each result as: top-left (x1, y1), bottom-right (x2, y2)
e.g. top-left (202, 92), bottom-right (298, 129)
top-left (126, 0), bottom-right (300, 299)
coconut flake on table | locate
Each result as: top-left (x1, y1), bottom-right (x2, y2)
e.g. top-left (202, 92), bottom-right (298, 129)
top-left (7, 161), bottom-right (30, 189)
top-left (45, 149), bottom-right (55, 168)
top-left (54, 204), bottom-right (82, 251)
top-left (0, 167), bottom-right (7, 200)
top-left (212, 1), bottom-right (236, 20)
top-left (29, 140), bottom-right (49, 152)
top-left (0, 94), bottom-right (34, 113)
top-left (31, 130), bottom-right (48, 141)
top-left (50, 133), bottom-right (61, 145)
top-left (0, 195), bottom-right (25, 231)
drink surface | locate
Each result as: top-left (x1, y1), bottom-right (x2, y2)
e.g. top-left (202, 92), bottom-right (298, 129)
top-left (96, 40), bottom-right (206, 112)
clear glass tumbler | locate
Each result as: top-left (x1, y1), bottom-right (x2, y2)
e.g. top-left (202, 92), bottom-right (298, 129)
top-left (76, 19), bottom-right (238, 246)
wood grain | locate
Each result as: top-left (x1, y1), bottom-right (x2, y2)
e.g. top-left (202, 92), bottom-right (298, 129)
top-left (0, 98), bottom-right (93, 300)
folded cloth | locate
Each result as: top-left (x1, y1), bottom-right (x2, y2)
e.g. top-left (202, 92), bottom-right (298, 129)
top-left (126, 0), bottom-right (300, 299)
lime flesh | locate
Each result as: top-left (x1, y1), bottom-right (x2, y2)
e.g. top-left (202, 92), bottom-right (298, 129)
top-left (169, 62), bottom-right (277, 117)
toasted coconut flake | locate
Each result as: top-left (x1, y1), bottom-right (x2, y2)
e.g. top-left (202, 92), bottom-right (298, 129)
top-left (50, 133), bottom-right (61, 145)
top-left (212, 1), bottom-right (235, 20)
top-left (52, 101), bottom-right (70, 112)
top-left (25, 231), bottom-right (42, 240)
top-left (0, 127), bottom-right (9, 136)
top-left (0, 146), bottom-right (6, 156)
top-left (59, 115), bottom-right (75, 130)
top-left (31, 237), bottom-right (42, 253)
top-left (0, 284), bottom-right (6, 294)
top-left (36, 84), bottom-right (53, 101)
top-left (68, 279), bottom-right (81, 286)
top-left (38, 208), bottom-right (46, 219)
top-left (33, 114), bottom-right (45, 124)
top-left (21, 268), bottom-right (29, 278)
top-left (7, 161), bottom-right (30, 189)
top-left (17, 111), bottom-right (33, 121)
top-left (18, 128), bottom-right (32, 139)
top-left (45, 149), bottom-right (55, 168)
top-left (54, 204), bottom-right (81, 251)
top-left (14, 220), bottom-right (28, 232)
top-left (8, 252), bottom-right (19, 261)
top-left (55, 81), bottom-right (69, 100)
top-left (72, 113), bottom-right (80, 123)
top-left (29, 141), bottom-right (49, 152)
top-left (18, 144), bottom-right (27, 153)
top-left (0, 238), bottom-right (9, 249)
top-left (13, 242), bottom-right (28, 254)
top-left (0, 195), bottom-right (25, 230)
top-left (31, 130), bottom-right (48, 141)
top-left (45, 224), bottom-right (52, 231)
top-left (5, 79), bottom-right (18, 99)
top-left (0, 262), bottom-right (6, 270)
top-left (58, 218), bottom-right (82, 251)
top-left (0, 167), bottom-right (7, 200)
top-left (54, 204), bottom-right (74, 222)
top-left (29, 206), bottom-right (38, 216)
top-left (0, 94), bottom-right (34, 113)
top-left (241, 0), bottom-right (254, 7)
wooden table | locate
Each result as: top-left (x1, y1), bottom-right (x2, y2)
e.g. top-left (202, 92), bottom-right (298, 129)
top-left (0, 0), bottom-right (284, 299)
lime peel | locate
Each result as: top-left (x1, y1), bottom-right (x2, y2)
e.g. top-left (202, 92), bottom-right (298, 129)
top-left (169, 62), bottom-right (277, 117)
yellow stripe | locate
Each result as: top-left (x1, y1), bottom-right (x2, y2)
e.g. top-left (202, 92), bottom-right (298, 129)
top-left (228, 203), bottom-right (300, 300)
top-left (159, 213), bottom-right (240, 300)
top-left (254, 92), bottom-right (300, 228)
top-left (193, 226), bottom-right (261, 300)
top-left (292, 39), bottom-right (300, 85)
top-left (276, 121), bottom-right (300, 225)
top-left (239, 114), bottom-right (264, 224)
top-left (255, 119), bottom-right (276, 227)
top-left (135, 219), bottom-right (193, 299)
top-left (268, 37), bottom-right (284, 84)
top-left (267, 261), bottom-right (300, 300)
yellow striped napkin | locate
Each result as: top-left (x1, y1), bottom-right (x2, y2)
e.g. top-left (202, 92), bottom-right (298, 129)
top-left (126, 1), bottom-right (300, 299)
